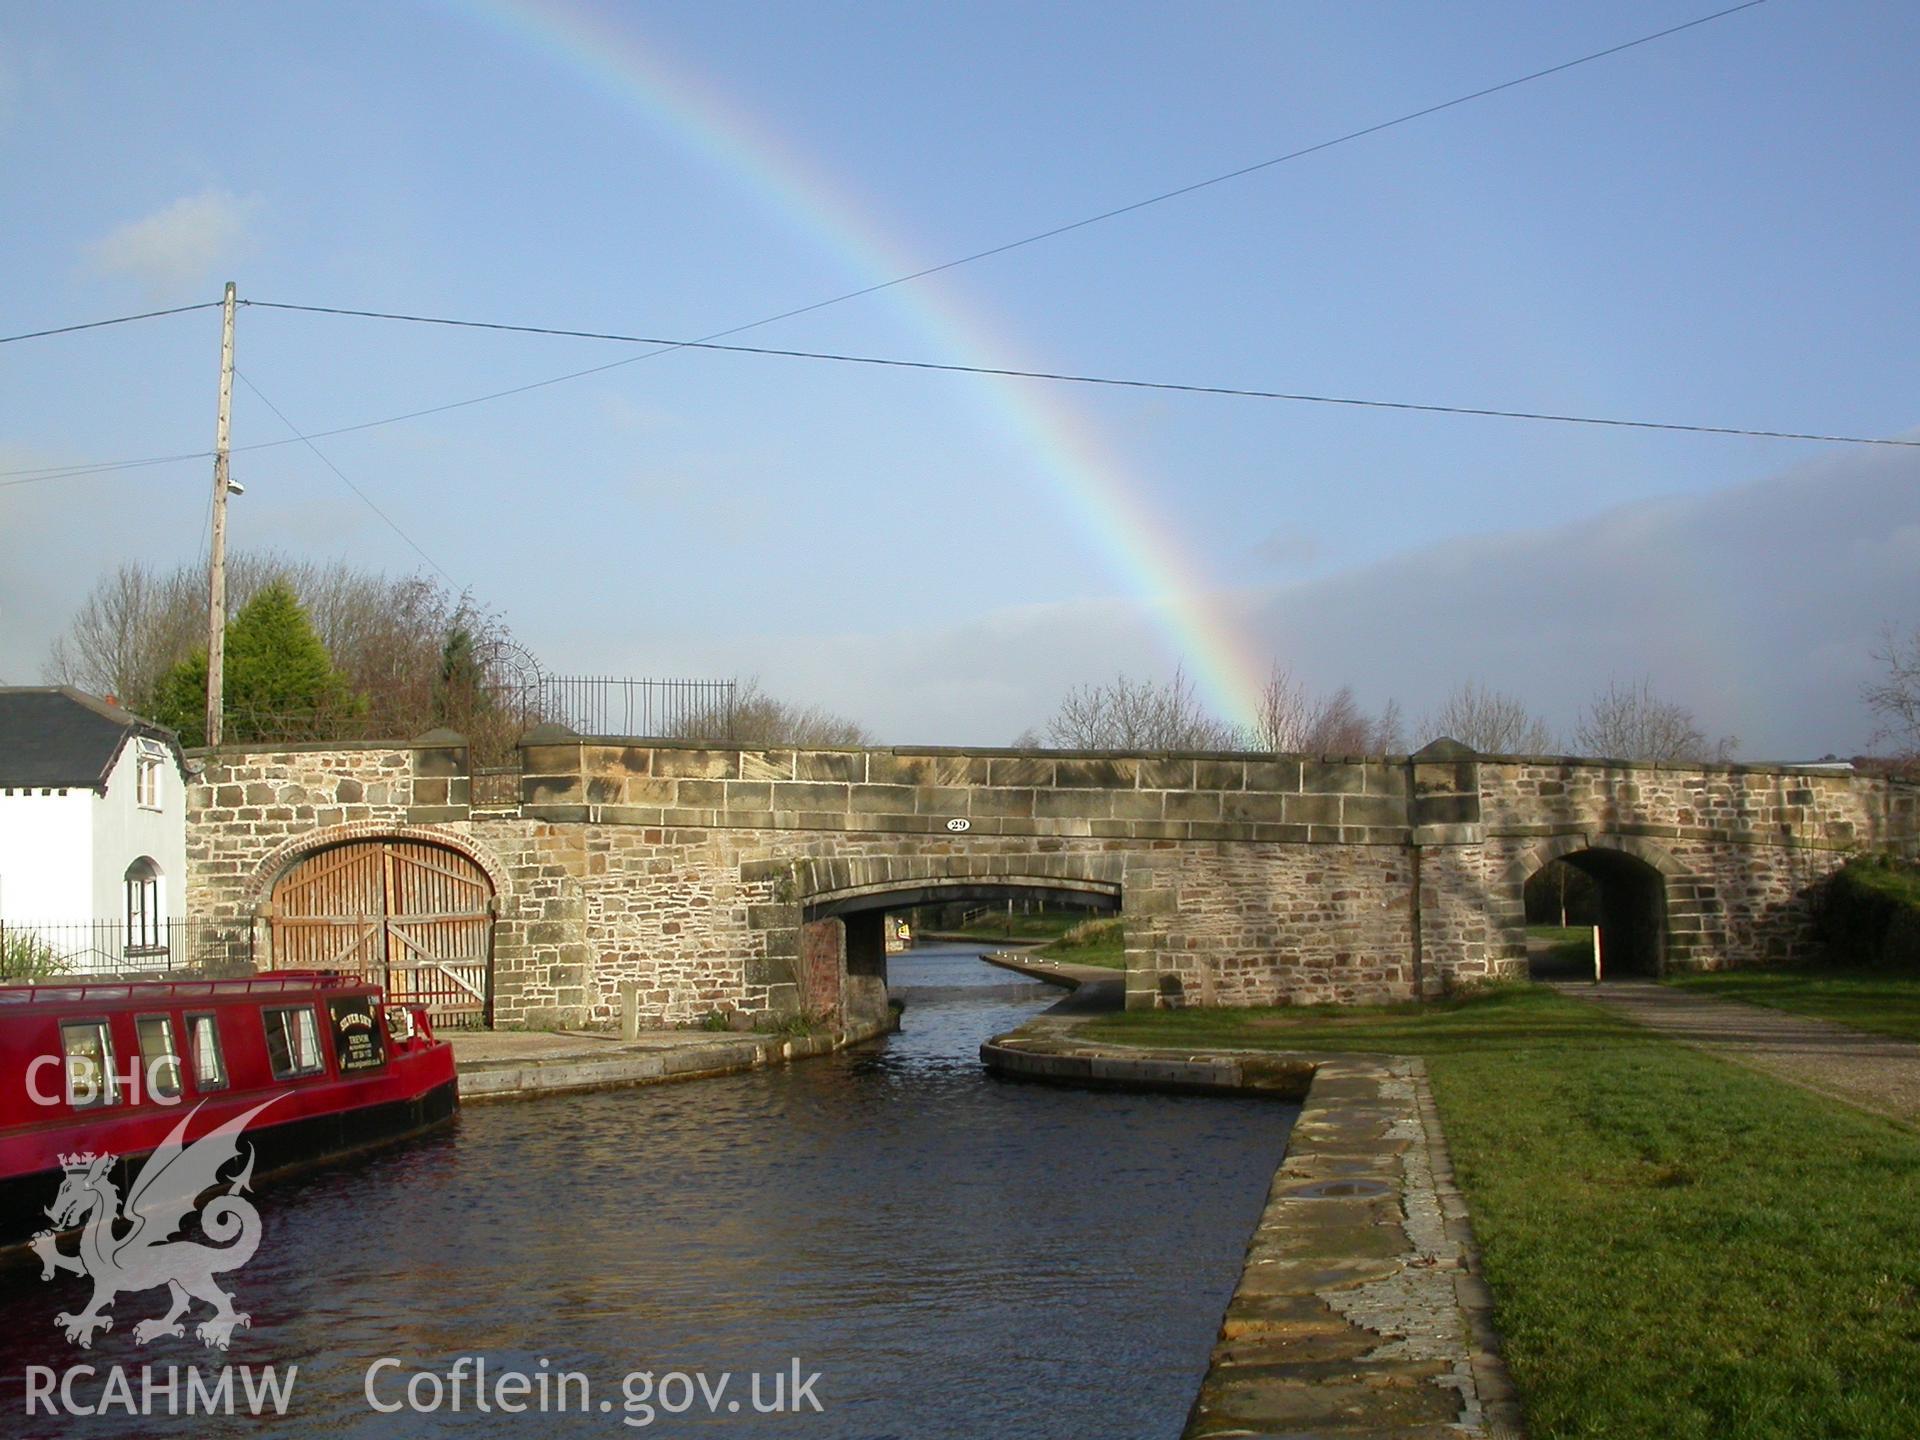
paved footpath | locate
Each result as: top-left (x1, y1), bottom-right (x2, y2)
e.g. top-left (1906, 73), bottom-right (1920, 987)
top-left (1558, 979), bottom-right (1920, 1126)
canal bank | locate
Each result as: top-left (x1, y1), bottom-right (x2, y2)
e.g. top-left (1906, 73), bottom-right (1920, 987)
top-left (448, 1011), bottom-right (898, 1100)
top-left (982, 1026), bottom-right (1523, 1438)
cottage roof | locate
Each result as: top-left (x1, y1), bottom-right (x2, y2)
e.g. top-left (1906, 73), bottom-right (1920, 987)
top-left (0, 688), bottom-right (186, 792)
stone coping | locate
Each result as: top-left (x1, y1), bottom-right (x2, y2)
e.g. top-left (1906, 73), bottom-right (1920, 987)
top-left (187, 734), bottom-right (1900, 782)
top-left (980, 1030), bottom-right (1524, 1438)
top-left (184, 738), bottom-right (411, 757)
top-left (450, 1013), bottom-right (896, 1102)
top-left (982, 1030), bottom-right (1315, 1097)
top-left (977, 951), bottom-right (1123, 992)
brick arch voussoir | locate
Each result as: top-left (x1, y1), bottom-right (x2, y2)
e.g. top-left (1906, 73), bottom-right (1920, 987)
top-left (247, 823), bottom-right (512, 914)
top-left (1504, 831), bottom-right (1691, 889)
top-left (788, 851), bottom-right (1128, 911)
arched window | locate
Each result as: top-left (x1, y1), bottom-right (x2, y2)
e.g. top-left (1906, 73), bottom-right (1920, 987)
top-left (124, 857), bottom-right (163, 955)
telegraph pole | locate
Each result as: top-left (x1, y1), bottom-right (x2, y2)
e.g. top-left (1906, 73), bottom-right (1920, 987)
top-left (205, 281), bottom-right (237, 748)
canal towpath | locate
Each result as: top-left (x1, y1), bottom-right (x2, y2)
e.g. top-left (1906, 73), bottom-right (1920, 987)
top-left (979, 949), bottom-right (1125, 1013)
top-left (447, 1013), bottom-right (896, 1101)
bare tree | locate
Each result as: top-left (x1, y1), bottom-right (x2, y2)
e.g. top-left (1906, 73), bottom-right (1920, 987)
top-left (1251, 666), bottom-right (1402, 753)
top-left (1250, 666), bottom-right (1313, 750)
top-left (1039, 667), bottom-right (1238, 751)
top-left (666, 678), bottom-right (872, 747)
top-left (1420, 680), bottom-right (1555, 754)
top-left (1863, 623), bottom-right (1920, 760)
top-left (1573, 678), bottom-right (1736, 762)
top-left (46, 561), bottom-right (203, 708)
top-left (1299, 684), bottom-right (1401, 753)
top-left (1371, 696), bottom-right (1406, 753)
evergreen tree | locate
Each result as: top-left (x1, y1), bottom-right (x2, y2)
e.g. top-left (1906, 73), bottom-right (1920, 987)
top-left (150, 582), bottom-right (363, 745)
top-left (432, 624), bottom-right (492, 730)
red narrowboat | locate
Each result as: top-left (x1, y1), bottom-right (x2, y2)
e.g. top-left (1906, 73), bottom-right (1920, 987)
top-left (0, 971), bottom-right (457, 1253)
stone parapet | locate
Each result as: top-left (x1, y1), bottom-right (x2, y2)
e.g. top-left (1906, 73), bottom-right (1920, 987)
top-left (516, 739), bottom-right (1417, 845)
top-left (183, 737), bottom-right (1918, 1023)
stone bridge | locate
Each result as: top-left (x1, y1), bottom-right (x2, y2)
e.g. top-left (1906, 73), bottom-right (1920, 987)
top-left (184, 732), bottom-right (1918, 1028)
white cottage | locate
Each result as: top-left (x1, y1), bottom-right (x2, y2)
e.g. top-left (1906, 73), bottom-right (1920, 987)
top-left (0, 688), bottom-right (189, 972)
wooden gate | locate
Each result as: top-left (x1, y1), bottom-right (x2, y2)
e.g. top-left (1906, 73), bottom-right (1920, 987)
top-left (270, 840), bottom-right (494, 1027)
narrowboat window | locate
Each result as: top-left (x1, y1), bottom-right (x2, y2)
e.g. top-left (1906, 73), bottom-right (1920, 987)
top-left (186, 1012), bottom-right (228, 1091)
top-left (386, 1005), bottom-right (416, 1044)
top-left (265, 1005), bottom-right (325, 1079)
top-left (60, 1020), bottom-right (118, 1108)
top-left (135, 1014), bottom-right (183, 1101)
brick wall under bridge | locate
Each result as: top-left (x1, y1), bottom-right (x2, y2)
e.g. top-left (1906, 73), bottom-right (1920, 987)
top-left (183, 733), bottom-right (1918, 1027)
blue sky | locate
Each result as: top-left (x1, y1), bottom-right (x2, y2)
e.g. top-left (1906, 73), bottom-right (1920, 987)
top-left (2, 1), bottom-right (1916, 753)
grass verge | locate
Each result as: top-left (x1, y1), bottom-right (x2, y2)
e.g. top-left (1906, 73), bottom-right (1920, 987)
top-left (1667, 967), bottom-right (1920, 1043)
top-left (1083, 985), bottom-right (1920, 1440)
top-left (1035, 915), bottom-right (1126, 968)
top-left (935, 912), bottom-right (1088, 942)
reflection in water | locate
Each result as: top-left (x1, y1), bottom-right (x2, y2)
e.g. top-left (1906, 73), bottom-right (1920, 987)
top-left (0, 944), bottom-right (1296, 1438)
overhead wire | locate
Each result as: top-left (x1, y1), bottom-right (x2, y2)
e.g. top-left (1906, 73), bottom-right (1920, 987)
top-left (0, 300), bottom-right (223, 346)
top-left (0, 1), bottom-right (1780, 481)
top-left (238, 301), bottom-right (1920, 450)
top-left (234, 370), bottom-right (458, 584)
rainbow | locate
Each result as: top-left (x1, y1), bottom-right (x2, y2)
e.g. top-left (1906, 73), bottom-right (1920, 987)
top-left (451, 0), bottom-right (1272, 731)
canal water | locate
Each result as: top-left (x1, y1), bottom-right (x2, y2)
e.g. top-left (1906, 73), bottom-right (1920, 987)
top-left (1, 944), bottom-right (1296, 1438)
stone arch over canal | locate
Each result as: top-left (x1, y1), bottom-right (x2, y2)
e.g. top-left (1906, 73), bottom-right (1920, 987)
top-left (770, 852), bottom-right (1128, 1029)
top-left (183, 733), bottom-right (1918, 1028)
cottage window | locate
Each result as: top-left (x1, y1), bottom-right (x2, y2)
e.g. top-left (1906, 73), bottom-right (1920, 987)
top-left (135, 748), bottom-right (163, 810)
top-left (124, 858), bottom-right (164, 956)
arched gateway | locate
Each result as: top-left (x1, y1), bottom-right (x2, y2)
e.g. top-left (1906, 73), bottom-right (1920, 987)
top-left (269, 838), bottom-right (495, 1026)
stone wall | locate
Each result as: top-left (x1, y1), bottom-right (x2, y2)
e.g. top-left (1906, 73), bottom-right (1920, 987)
top-left (185, 742), bottom-right (414, 925)
top-left (183, 734), bottom-right (1919, 1026)
top-left (1477, 757), bottom-right (1914, 973)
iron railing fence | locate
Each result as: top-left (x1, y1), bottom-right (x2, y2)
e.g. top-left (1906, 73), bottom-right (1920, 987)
top-left (488, 676), bottom-right (737, 740)
top-left (0, 918), bottom-right (255, 980)
top-left (196, 678), bottom-right (737, 750)
top-left (469, 766), bottom-right (523, 811)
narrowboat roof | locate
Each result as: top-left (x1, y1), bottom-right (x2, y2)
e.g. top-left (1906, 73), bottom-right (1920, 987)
top-left (0, 970), bottom-right (377, 1009)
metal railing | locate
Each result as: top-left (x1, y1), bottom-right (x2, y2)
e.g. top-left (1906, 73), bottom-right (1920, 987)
top-left (189, 677), bottom-right (738, 749)
top-left (469, 766), bottom-right (523, 810)
top-left (494, 676), bottom-right (737, 739)
top-left (0, 919), bottom-right (255, 979)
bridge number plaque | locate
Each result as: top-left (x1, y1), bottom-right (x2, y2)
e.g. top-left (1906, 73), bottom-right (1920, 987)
top-left (946, 818), bottom-right (971, 832)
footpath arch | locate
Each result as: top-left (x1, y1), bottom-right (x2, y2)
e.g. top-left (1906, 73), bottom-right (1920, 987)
top-left (1508, 834), bottom-right (1689, 978)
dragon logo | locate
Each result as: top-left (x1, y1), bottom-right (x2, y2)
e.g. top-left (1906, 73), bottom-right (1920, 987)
top-left (30, 1097), bottom-right (280, 1351)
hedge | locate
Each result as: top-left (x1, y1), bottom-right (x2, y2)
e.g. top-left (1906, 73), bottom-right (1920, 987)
top-left (1821, 855), bottom-right (1920, 969)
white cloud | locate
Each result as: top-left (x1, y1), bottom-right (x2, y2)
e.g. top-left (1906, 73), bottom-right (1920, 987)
top-left (84, 189), bottom-right (257, 296)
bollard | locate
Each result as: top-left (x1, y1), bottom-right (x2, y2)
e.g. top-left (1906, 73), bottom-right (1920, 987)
top-left (619, 982), bottom-right (641, 1041)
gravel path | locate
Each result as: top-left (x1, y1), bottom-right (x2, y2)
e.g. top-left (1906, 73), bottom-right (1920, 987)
top-left (1557, 979), bottom-right (1920, 1126)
